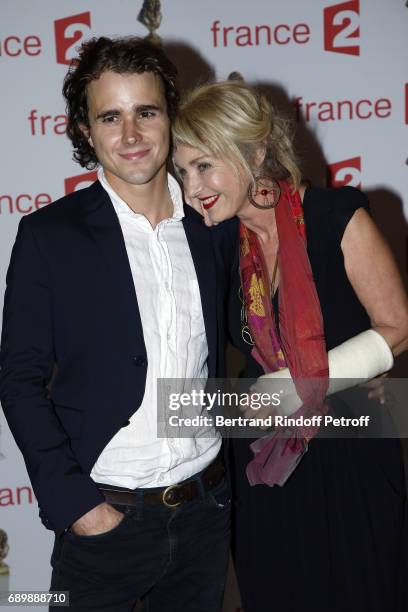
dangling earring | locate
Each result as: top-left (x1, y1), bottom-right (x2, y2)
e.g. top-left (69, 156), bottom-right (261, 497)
top-left (247, 176), bottom-right (281, 209)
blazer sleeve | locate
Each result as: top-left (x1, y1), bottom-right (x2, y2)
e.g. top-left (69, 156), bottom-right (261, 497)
top-left (0, 216), bottom-right (104, 534)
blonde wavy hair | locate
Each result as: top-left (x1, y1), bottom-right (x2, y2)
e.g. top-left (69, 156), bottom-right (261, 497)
top-left (172, 79), bottom-right (301, 190)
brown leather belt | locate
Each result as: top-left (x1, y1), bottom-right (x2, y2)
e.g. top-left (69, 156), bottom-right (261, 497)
top-left (98, 453), bottom-right (225, 509)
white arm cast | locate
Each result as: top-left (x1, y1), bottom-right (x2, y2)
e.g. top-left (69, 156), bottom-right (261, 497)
top-left (256, 329), bottom-right (394, 416)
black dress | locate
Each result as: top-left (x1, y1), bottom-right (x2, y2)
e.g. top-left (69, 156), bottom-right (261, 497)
top-left (230, 187), bottom-right (407, 612)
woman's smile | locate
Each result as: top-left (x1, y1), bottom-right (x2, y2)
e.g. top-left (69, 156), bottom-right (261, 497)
top-left (199, 194), bottom-right (220, 210)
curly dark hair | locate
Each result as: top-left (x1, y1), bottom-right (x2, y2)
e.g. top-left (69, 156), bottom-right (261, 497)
top-left (62, 36), bottom-right (179, 169)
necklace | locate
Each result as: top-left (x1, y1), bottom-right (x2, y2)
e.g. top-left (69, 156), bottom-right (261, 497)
top-left (238, 285), bottom-right (255, 346)
top-left (239, 254), bottom-right (279, 346)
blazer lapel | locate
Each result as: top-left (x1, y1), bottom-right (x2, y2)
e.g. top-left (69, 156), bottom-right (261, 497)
top-left (81, 181), bottom-right (146, 351)
top-left (182, 206), bottom-right (218, 376)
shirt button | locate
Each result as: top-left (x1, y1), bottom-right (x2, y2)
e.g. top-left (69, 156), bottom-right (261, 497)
top-left (133, 355), bottom-right (147, 367)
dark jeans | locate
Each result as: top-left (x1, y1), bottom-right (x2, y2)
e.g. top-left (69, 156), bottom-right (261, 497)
top-left (50, 475), bottom-right (231, 611)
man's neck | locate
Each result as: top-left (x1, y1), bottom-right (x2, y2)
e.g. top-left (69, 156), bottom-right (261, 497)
top-left (104, 167), bottom-right (173, 229)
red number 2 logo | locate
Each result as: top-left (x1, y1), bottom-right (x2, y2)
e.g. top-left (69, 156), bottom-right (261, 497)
top-left (324, 0), bottom-right (360, 56)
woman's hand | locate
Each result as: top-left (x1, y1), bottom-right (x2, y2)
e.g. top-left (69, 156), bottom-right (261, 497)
top-left (361, 372), bottom-right (388, 405)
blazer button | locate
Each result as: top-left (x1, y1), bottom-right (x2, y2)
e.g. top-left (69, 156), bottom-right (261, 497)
top-left (133, 355), bottom-right (147, 367)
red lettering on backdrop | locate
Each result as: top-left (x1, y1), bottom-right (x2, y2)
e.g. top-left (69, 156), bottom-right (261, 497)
top-left (35, 193), bottom-right (52, 209)
top-left (0, 486), bottom-right (33, 506)
top-left (293, 24), bottom-right (310, 44)
top-left (28, 110), bottom-right (68, 135)
top-left (324, 0), bottom-right (360, 56)
top-left (294, 96), bottom-right (392, 122)
top-left (274, 24), bottom-right (290, 45)
top-left (327, 157), bottom-right (362, 188)
top-left (236, 26), bottom-right (252, 47)
top-left (0, 35), bottom-right (41, 57)
top-left (65, 172), bottom-right (97, 195)
top-left (255, 26), bottom-right (271, 45)
top-left (54, 12), bottom-right (91, 65)
top-left (354, 99), bottom-right (371, 119)
top-left (0, 489), bottom-right (12, 505)
top-left (16, 486), bottom-right (33, 505)
top-left (16, 194), bottom-right (36, 214)
top-left (0, 193), bottom-right (52, 215)
top-left (374, 98), bottom-right (391, 118)
top-left (24, 35), bottom-right (41, 56)
top-left (2, 36), bottom-right (21, 56)
top-left (317, 102), bottom-right (334, 121)
top-left (210, 20), bottom-right (310, 47)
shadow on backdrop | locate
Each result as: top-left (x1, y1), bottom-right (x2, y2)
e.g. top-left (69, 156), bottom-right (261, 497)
top-left (163, 40), bottom-right (215, 93)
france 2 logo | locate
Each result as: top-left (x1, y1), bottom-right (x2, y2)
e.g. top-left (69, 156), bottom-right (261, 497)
top-left (54, 12), bottom-right (92, 65)
top-left (324, 0), bottom-right (360, 56)
top-left (327, 157), bottom-right (361, 189)
top-left (64, 171), bottom-right (97, 195)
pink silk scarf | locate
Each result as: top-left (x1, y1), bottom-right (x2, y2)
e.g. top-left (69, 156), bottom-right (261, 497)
top-left (239, 182), bottom-right (329, 486)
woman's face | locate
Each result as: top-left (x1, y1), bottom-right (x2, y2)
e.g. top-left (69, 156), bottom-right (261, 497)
top-left (173, 145), bottom-right (249, 226)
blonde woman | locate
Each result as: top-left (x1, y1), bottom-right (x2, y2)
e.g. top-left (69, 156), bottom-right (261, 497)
top-left (172, 80), bottom-right (408, 612)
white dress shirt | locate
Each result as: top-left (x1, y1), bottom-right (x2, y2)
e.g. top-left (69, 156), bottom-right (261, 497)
top-left (90, 169), bottom-right (221, 488)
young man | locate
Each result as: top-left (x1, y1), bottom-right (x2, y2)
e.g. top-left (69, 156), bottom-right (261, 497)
top-left (0, 37), bottom-right (234, 611)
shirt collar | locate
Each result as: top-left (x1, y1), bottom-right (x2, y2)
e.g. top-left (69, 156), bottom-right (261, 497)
top-left (97, 167), bottom-right (184, 221)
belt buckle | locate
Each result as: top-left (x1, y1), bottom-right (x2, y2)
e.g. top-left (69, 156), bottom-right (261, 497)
top-left (162, 484), bottom-right (182, 508)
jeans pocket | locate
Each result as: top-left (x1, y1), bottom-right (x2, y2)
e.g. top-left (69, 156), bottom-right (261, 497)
top-left (67, 508), bottom-right (130, 542)
top-left (207, 477), bottom-right (232, 509)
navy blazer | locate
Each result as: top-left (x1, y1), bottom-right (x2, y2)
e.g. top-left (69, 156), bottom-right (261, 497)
top-left (0, 180), bottom-right (237, 535)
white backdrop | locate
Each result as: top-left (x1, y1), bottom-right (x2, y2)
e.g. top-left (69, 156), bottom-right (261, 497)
top-left (1, 1), bottom-right (407, 609)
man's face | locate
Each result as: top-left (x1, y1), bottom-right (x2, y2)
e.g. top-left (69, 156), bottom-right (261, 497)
top-left (85, 71), bottom-right (170, 191)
